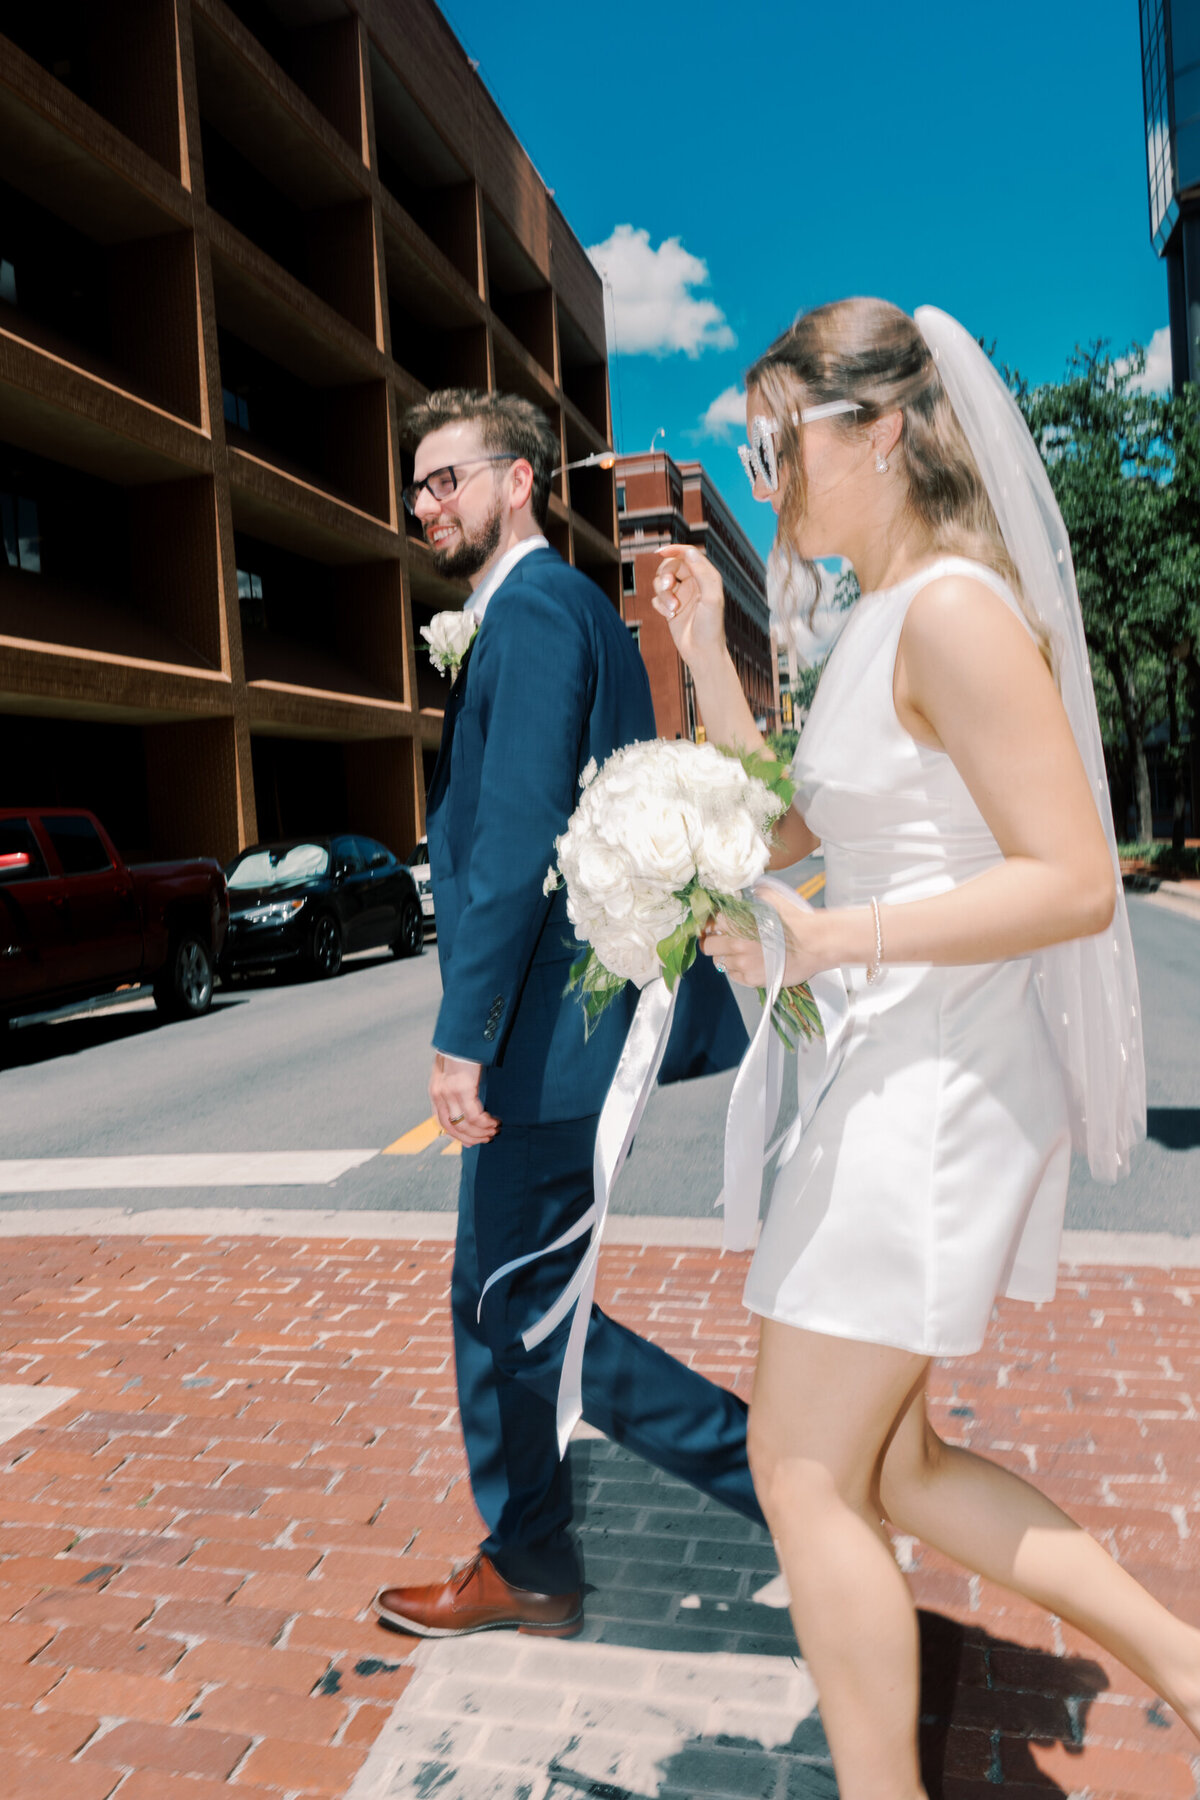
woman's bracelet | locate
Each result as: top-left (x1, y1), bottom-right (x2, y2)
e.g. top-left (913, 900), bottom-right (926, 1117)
top-left (865, 895), bottom-right (885, 984)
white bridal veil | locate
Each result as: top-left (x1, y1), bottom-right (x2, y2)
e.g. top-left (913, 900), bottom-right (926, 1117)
top-left (914, 305), bottom-right (1146, 1181)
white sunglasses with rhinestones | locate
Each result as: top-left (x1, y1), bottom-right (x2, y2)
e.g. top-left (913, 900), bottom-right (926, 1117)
top-left (737, 401), bottom-right (863, 493)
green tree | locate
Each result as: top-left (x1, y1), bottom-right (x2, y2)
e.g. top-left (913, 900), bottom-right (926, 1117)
top-left (778, 566), bottom-right (859, 735)
top-left (1158, 391), bottom-right (1200, 851)
top-left (1017, 348), bottom-right (1196, 844)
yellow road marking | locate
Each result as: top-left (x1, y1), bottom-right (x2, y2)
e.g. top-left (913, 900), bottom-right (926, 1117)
top-left (383, 1116), bottom-right (443, 1155)
top-left (384, 1115), bottom-right (465, 1157)
top-left (798, 872), bottom-right (826, 901)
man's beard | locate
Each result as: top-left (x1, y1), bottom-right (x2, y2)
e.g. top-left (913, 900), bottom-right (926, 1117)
top-left (429, 499), bottom-right (503, 579)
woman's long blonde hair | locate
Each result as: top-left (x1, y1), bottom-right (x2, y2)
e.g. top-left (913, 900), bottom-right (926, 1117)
top-left (748, 298), bottom-right (1050, 663)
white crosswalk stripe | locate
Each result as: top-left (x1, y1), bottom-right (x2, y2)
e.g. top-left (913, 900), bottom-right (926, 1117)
top-left (0, 1151), bottom-right (378, 1192)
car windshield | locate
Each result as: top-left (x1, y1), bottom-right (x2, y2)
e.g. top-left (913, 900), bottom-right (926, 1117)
top-left (408, 840), bottom-right (428, 866)
top-left (228, 843), bottom-right (329, 889)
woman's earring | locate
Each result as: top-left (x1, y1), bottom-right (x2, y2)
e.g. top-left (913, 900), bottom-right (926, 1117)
top-left (875, 451), bottom-right (889, 474)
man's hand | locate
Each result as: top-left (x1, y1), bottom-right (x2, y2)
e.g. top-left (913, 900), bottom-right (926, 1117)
top-left (429, 1052), bottom-right (499, 1146)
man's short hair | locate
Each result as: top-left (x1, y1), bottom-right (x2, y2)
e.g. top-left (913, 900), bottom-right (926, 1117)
top-left (404, 389), bottom-right (559, 530)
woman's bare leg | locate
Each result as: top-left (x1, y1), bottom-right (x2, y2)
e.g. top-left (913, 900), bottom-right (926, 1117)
top-left (878, 1388), bottom-right (1200, 1735)
top-left (749, 1320), bottom-right (932, 1800)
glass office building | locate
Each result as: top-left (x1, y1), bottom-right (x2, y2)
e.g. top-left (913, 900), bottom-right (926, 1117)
top-left (1141, 0), bottom-right (1200, 386)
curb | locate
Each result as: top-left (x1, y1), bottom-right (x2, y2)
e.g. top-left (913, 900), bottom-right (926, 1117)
top-left (1137, 881), bottom-right (1200, 921)
top-left (0, 1208), bottom-right (1194, 1268)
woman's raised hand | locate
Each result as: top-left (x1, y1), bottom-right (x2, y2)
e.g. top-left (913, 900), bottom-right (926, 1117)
top-left (652, 544), bottom-right (727, 668)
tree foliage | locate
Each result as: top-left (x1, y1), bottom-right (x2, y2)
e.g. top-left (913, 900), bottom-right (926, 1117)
top-left (1014, 348), bottom-right (1199, 848)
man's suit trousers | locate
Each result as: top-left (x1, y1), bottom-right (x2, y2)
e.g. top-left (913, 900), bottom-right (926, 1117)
top-left (451, 1112), bottom-right (767, 1594)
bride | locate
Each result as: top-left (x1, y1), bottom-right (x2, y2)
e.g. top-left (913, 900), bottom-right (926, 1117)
top-left (652, 297), bottom-right (1197, 1800)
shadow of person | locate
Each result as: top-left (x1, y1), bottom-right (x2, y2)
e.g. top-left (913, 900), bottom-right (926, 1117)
top-left (557, 1430), bottom-right (1113, 1800)
top-left (1147, 1105), bottom-right (1200, 1150)
top-left (568, 1433), bottom-right (793, 1659)
top-left (605, 1614), bottom-right (1109, 1800)
top-left (541, 1615), bottom-right (1107, 1800)
top-left (922, 1613), bottom-right (1109, 1799)
top-left (564, 1421), bottom-right (1115, 1795)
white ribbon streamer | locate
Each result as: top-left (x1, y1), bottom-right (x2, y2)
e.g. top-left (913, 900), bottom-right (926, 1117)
top-left (477, 977), bottom-right (678, 1456)
top-left (719, 877), bottom-right (851, 1250)
top-left (477, 878), bottom-right (851, 1459)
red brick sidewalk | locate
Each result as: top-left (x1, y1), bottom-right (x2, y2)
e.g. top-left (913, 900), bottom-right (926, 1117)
top-left (0, 1232), bottom-right (1195, 1798)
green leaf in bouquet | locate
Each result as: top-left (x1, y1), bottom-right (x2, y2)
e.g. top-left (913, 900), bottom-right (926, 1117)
top-left (566, 948), bottom-right (630, 1040)
top-left (756, 980), bottom-right (825, 1050)
top-left (656, 918), bottom-right (698, 993)
top-left (709, 891), bottom-right (759, 936)
top-left (687, 884), bottom-right (714, 928)
top-left (716, 742), bottom-right (797, 815)
top-left (582, 985), bottom-right (625, 1038)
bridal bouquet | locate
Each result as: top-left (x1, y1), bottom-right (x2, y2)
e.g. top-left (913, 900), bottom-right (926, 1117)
top-left (544, 739), bottom-right (822, 1046)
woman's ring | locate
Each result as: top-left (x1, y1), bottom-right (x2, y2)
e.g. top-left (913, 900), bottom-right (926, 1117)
top-left (715, 960), bottom-right (727, 975)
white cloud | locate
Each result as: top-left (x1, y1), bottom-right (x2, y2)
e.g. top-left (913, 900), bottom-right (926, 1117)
top-left (1129, 325), bottom-right (1172, 394)
top-left (587, 225), bottom-right (735, 359)
top-left (1117, 326), bottom-right (1172, 394)
top-left (700, 385), bottom-right (748, 438)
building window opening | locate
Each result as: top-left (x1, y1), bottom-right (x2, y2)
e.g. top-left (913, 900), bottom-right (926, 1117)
top-left (627, 621), bottom-right (641, 651)
top-left (237, 567), bottom-right (265, 630)
top-left (1, 493), bottom-right (41, 573)
top-left (223, 387), bottom-right (251, 432)
top-left (616, 483), bottom-right (626, 512)
top-left (621, 559), bottom-right (637, 596)
top-left (0, 260), bottom-right (16, 306)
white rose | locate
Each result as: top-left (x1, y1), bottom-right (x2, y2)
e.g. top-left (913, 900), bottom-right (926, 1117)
top-left (575, 841), bottom-right (636, 918)
top-left (696, 811), bottom-right (771, 895)
top-left (665, 742), bottom-right (739, 795)
top-left (620, 795), bottom-right (701, 890)
top-left (592, 762), bottom-right (641, 805)
top-left (628, 883), bottom-right (687, 935)
top-left (421, 610), bottom-right (477, 672)
top-left (591, 923), bottom-right (662, 988)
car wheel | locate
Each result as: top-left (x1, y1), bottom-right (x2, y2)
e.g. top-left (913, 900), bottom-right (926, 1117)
top-left (154, 934), bottom-right (214, 1019)
top-left (309, 912), bottom-right (343, 979)
top-left (393, 899), bottom-right (424, 959)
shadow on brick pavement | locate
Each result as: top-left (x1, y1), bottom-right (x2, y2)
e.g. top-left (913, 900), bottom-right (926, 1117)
top-left (551, 1439), bottom-right (1107, 1800)
top-left (571, 1436), bottom-right (792, 1660)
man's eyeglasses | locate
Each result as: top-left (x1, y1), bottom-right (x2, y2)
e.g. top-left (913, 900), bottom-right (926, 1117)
top-left (402, 455), bottom-right (518, 514)
top-left (737, 401), bottom-right (863, 493)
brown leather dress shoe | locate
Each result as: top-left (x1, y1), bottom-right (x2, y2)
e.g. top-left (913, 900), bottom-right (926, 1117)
top-left (374, 1552), bottom-right (583, 1639)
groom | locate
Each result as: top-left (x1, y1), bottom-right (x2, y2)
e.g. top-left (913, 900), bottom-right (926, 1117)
top-left (374, 389), bottom-right (763, 1640)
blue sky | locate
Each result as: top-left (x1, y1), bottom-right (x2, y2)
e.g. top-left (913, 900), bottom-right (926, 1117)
top-left (443, 0), bottom-right (1166, 560)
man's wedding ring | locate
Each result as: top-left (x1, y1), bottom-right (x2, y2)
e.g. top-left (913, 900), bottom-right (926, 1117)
top-left (448, 1112), bottom-right (464, 1124)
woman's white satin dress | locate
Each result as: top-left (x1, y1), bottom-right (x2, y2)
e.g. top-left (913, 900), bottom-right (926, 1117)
top-left (744, 557), bottom-right (1072, 1358)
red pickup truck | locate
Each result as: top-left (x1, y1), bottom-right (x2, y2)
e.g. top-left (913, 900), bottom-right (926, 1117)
top-left (0, 809), bottom-right (229, 1027)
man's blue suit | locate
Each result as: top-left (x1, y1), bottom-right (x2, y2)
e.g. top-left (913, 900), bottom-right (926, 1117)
top-left (425, 543), bottom-right (765, 1592)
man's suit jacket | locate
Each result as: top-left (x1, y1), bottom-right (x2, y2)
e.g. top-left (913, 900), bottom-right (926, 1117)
top-left (425, 544), bottom-right (746, 1126)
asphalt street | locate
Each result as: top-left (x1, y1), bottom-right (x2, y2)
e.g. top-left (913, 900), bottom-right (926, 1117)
top-left (0, 887), bottom-right (1196, 1233)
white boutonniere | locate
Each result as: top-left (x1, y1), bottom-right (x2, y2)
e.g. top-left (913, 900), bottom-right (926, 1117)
top-left (421, 610), bottom-right (478, 677)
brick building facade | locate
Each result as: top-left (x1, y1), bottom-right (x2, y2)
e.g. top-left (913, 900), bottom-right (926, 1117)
top-left (0, 0), bottom-right (617, 865)
top-left (616, 451), bottom-right (776, 741)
